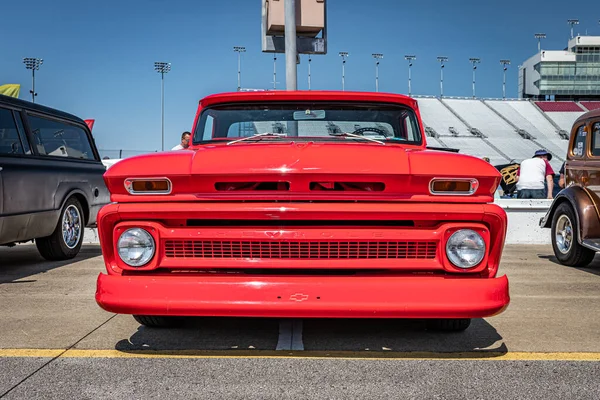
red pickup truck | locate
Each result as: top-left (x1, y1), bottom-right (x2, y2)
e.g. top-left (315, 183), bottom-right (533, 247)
top-left (95, 91), bottom-right (510, 332)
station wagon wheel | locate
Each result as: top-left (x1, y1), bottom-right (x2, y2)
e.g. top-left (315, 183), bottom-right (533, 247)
top-left (36, 197), bottom-right (85, 261)
top-left (551, 202), bottom-right (595, 268)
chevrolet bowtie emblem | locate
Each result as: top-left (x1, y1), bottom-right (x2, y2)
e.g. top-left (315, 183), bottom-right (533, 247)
top-left (289, 293), bottom-right (309, 302)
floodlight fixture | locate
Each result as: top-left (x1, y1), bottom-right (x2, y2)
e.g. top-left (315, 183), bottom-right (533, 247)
top-left (23, 57), bottom-right (43, 103)
top-left (339, 52), bottom-right (349, 90)
top-left (154, 61), bottom-right (171, 151)
top-left (534, 33), bottom-right (547, 52)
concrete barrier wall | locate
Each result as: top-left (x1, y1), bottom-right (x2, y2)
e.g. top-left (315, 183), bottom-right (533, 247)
top-left (82, 199), bottom-right (553, 246)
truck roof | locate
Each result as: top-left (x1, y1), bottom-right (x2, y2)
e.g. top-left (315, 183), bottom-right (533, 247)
top-left (198, 91), bottom-right (419, 109)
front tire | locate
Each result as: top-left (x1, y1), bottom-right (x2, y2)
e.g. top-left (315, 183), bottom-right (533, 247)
top-left (133, 315), bottom-right (184, 328)
top-left (551, 202), bottom-right (595, 267)
top-left (36, 197), bottom-right (84, 261)
top-left (427, 318), bottom-right (471, 332)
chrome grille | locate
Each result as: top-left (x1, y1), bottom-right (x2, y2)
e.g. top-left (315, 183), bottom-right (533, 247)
top-left (164, 240), bottom-right (437, 260)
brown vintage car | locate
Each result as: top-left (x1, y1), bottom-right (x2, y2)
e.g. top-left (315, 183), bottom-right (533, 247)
top-left (541, 108), bottom-right (600, 267)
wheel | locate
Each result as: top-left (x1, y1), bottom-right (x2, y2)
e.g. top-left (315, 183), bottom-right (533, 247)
top-left (36, 197), bottom-right (84, 261)
top-left (551, 202), bottom-right (595, 267)
top-left (133, 315), bottom-right (184, 328)
top-left (427, 319), bottom-right (471, 332)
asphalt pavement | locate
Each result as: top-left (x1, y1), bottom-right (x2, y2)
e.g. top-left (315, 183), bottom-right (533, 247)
top-left (1, 244), bottom-right (599, 399)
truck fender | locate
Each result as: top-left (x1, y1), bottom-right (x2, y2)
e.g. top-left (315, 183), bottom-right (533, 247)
top-left (540, 186), bottom-right (600, 243)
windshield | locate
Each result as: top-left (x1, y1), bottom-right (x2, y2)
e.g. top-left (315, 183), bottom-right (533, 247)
top-left (193, 102), bottom-right (422, 145)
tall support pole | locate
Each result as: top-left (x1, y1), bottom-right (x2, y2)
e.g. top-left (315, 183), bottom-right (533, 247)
top-left (372, 53), bottom-right (383, 92)
top-left (273, 55), bottom-right (277, 89)
top-left (500, 59), bottom-right (511, 100)
top-left (534, 33), bottom-right (546, 53)
top-left (469, 58), bottom-right (480, 99)
top-left (237, 52), bottom-right (241, 90)
top-left (405, 55), bottom-right (416, 96)
top-left (161, 71), bottom-right (164, 151)
top-left (31, 68), bottom-right (36, 103)
top-left (233, 46), bottom-right (245, 91)
top-left (284, 0), bottom-right (297, 91)
top-left (308, 55), bottom-right (311, 90)
top-left (339, 52), bottom-right (348, 91)
top-left (437, 57), bottom-right (448, 98)
top-left (154, 61), bottom-right (171, 151)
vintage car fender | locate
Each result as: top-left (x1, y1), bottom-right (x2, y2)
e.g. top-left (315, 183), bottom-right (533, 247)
top-left (540, 185), bottom-right (600, 244)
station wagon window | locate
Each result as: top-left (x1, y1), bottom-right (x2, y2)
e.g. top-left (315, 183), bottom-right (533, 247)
top-left (572, 125), bottom-right (587, 157)
top-left (27, 115), bottom-right (95, 160)
top-left (592, 122), bottom-right (600, 157)
top-left (0, 107), bottom-right (25, 155)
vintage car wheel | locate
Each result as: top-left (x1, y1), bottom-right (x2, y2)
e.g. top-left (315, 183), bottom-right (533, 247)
top-left (426, 318), bottom-right (471, 332)
top-left (551, 202), bottom-right (595, 267)
top-left (133, 315), bottom-right (184, 328)
top-left (36, 197), bottom-right (84, 261)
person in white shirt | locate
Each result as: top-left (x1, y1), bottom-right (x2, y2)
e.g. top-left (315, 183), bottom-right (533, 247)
top-left (171, 131), bottom-right (191, 150)
top-left (515, 149), bottom-right (555, 199)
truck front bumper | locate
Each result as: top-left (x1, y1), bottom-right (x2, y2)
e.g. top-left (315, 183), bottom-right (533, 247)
top-left (96, 274), bottom-right (509, 319)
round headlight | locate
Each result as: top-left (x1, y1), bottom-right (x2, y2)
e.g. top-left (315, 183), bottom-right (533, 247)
top-left (117, 228), bottom-right (155, 267)
top-left (445, 229), bottom-right (485, 269)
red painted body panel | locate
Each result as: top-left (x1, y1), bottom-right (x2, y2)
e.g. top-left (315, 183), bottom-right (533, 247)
top-left (97, 91), bottom-right (509, 319)
top-left (96, 274), bottom-right (509, 318)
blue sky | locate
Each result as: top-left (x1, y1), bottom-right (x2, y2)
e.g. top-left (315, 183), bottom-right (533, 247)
top-left (2, 0), bottom-right (599, 154)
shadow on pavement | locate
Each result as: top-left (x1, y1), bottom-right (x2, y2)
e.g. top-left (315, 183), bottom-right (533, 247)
top-left (114, 316), bottom-right (506, 358)
top-left (115, 317), bottom-right (280, 352)
top-left (0, 244), bottom-right (102, 284)
top-left (537, 253), bottom-right (600, 276)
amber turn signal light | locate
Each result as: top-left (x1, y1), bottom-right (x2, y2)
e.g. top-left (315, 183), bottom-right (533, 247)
top-left (124, 178), bottom-right (172, 194)
top-left (429, 179), bottom-right (478, 195)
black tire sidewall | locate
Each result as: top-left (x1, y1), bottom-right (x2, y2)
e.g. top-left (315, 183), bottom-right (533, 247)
top-left (551, 202), bottom-right (593, 266)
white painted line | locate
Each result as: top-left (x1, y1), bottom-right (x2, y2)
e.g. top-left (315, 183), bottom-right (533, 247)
top-left (276, 319), bottom-right (304, 351)
top-left (276, 319), bottom-right (293, 350)
top-left (291, 319), bottom-right (304, 351)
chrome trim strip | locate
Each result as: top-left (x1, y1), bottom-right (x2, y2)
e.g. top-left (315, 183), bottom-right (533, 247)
top-left (124, 177), bottom-right (172, 195)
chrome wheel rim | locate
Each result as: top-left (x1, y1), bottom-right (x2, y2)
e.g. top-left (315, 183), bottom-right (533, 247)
top-left (555, 214), bottom-right (573, 255)
top-left (62, 205), bottom-right (81, 249)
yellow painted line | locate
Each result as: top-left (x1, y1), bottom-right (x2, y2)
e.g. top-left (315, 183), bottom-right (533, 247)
top-left (1, 349), bottom-right (600, 361)
top-left (0, 349), bottom-right (64, 358)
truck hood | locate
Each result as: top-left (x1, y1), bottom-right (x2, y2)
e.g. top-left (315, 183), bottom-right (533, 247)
top-left (105, 142), bottom-right (501, 202)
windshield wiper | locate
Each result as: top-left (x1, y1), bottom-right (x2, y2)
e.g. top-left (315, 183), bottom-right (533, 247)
top-left (328, 132), bottom-right (385, 145)
top-left (227, 132), bottom-right (287, 145)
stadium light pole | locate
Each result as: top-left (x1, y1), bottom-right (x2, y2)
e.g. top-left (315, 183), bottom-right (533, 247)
top-left (500, 60), bottom-right (511, 100)
top-left (372, 53), bottom-right (383, 92)
top-left (273, 54), bottom-right (277, 90)
top-left (308, 55), bottom-right (312, 90)
top-left (233, 46), bottom-right (246, 91)
top-left (469, 58), bottom-right (481, 99)
top-left (405, 55), bottom-right (416, 96)
top-left (534, 33), bottom-right (546, 52)
top-left (339, 52), bottom-right (349, 91)
top-left (437, 56), bottom-right (448, 98)
top-left (23, 57), bottom-right (43, 103)
top-left (154, 61), bottom-right (171, 152)
top-left (567, 19), bottom-right (579, 39)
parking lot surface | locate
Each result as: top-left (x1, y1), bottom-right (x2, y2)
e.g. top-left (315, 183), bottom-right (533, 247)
top-left (1, 244), bottom-right (599, 399)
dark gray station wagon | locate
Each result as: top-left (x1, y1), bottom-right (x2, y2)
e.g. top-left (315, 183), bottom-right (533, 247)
top-left (0, 95), bottom-right (109, 260)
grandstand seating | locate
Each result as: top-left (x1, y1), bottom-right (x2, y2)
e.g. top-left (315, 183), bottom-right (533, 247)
top-left (416, 98), bottom-right (471, 136)
top-left (535, 102), bottom-right (584, 112)
top-left (545, 112), bottom-right (585, 132)
top-left (581, 102), bottom-right (600, 111)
